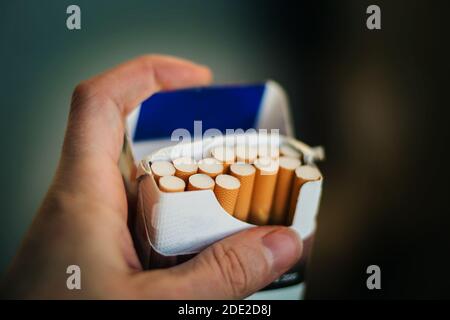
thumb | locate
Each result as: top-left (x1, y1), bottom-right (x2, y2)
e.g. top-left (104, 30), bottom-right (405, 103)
top-left (139, 226), bottom-right (302, 299)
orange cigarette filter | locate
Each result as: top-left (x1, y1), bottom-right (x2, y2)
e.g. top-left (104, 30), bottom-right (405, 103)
top-left (173, 157), bottom-right (198, 183)
top-left (235, 144), bottom-right (258, 164)
top-left (249, 157), bottom-right (279, 225)
top-left (230, 163), bottom-right (256, 221)
top-left (158, 175), bottom-right (186, 193)
top-left (150, 160), bottom-right (176, 184)
top-left (211, 145), bottom-right (235, 172)
top-left (271, 156), bottom-right (301, 225)
top-left (198, 157), bottom-right (224, 178)
top-left (214, 174), bottom-right (241, 215)
top-left (287, 165), bottom-right (322, 225)
top-left (187, 173), bottom-right (215, 191)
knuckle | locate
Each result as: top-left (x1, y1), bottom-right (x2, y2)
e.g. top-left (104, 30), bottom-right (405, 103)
top-left (70, 81), bottom-right (110, 116)
top-left (210, 242), bottom-right (250, 298)
top-left (71, 81), bottom-right (93, 105)
top-left (137, 55), bottom-right (156, 76)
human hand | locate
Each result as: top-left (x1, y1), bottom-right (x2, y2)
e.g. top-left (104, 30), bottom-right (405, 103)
top-left (1, 55), bottom-right (302, 299)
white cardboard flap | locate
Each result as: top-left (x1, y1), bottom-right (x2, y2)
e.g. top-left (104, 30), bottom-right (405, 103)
top-left (139, 166), bottom-right (322, 256)
top-left (291, 179), bottom-right (323, 239)
top-left (126, 81), bottom-right (293, 161)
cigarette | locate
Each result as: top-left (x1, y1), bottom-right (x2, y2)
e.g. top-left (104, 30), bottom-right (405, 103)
top-left (271, 156), bottom-right (301, 225)
top-left (187, 173), bottom-right (215, 191)
top-left (258, 143), bottom-right (280, 159)
top-left (150, 160), bottom-right (176, 184)
top-left (229, 163), bottom-right (256, 221)
top-left (287, 165), bottom-right (322, 225)
top-left (173, 157), bottom-right (198, 183)
top-left (214, 174), bottom-right (241, 215)
top-left (158, 175), bottom-right (186, 193)
top-left (198, 157), bottom-right (224, 178)
top-left (280, 144), bottom-right (302, 160)
top-left (235, 144), bottom-right (258, 164)
top-left (249, 157), bottom-right (279, 225)
top-left (211, 145), bottom-right (235, 172)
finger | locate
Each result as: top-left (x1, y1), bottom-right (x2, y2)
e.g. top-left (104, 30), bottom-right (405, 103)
top-left (63, 55), bottom-right (212, 163)
top-left (136, 226), bottom-right (302, 299)
top-left (54, 55), bottom-right (211, 202)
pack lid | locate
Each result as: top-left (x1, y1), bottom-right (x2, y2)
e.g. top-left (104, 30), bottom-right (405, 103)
top-left (126, 81), bottom-right (293, 160)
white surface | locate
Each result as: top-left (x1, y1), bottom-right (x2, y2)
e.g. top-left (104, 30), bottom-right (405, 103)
top-left (291, 179), bottom-right (323, 239)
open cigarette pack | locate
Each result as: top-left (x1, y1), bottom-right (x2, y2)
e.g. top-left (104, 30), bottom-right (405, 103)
top-left (120, 81), bottom-right (325, 294)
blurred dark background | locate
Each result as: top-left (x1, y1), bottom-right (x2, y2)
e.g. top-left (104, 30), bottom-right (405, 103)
top-left (1, 0), bottom-right (449, 298)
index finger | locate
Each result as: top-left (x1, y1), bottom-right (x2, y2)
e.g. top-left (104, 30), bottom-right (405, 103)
top-left (63, 55), bottom-right (212, 162)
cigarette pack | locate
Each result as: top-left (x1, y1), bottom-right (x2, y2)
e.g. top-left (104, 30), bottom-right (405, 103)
top-left (120, 81), bottom-right (325, 299)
